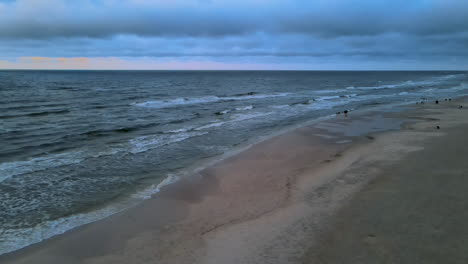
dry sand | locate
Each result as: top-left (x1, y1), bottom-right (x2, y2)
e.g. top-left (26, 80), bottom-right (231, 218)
top-left (2, 98), bottom-right (468, 264)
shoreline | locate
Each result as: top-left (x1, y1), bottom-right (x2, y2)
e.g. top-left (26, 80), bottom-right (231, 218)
top-left (0, 99), bottom-right (403, 256)
top-left (2, 97), bottom-right (467, 263)
top-left (0, 101), bottom-right (405, 257)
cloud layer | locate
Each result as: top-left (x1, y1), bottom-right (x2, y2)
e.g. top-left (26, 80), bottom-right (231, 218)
top-left (1, 0), bottom-right (467, 69)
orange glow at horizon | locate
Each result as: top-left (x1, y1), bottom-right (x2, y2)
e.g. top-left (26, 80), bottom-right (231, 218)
top-left (0, 57), bottom-right (288, 70)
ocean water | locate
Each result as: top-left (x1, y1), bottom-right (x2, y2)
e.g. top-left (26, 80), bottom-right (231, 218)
top-left (0, 70), bottom-right (467, 254)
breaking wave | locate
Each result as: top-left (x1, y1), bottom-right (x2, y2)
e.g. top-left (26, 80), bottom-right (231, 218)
top-left (132, 93), bottom-right (289, 108)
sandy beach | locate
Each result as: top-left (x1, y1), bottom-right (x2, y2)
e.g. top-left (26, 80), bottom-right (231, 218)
top-left (2, 98), bottom-right (468, 264)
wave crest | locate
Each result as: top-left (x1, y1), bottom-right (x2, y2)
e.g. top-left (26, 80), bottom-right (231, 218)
top-left (132, 93), bottom-right (289, 109)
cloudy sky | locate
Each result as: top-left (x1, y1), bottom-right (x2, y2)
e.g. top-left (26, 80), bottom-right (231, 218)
top-left (0, 0), bottom-right (467, 70)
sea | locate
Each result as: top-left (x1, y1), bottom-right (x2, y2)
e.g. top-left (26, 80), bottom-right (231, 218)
top-left (1, 70), bottom-right (467, 254)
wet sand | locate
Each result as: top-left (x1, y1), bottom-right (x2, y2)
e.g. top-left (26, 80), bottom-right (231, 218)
top-left (2, 99), bottom-right (468, 264)
top-left (303, 102), bottom-right (468, 264)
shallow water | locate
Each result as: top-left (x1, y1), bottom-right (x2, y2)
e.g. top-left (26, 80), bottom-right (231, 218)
top-left (0, 70), bottom-right (467, 254)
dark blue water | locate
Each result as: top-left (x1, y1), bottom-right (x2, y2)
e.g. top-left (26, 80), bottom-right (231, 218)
top-left (0, 70), bottom-right (467, 254)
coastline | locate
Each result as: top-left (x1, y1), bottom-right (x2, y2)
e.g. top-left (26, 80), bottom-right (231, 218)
top-left (2, 97), bottom-right (468, 263)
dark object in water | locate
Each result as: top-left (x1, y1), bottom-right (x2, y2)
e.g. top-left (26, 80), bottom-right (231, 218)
top-left (116, 127), bottom-right (133, 133)
top-left (336, 112), bottom-right (341, 115)
top-left (421, 101), bottom-right (425, 104)
top-left (344, 110), bottom-right (349, 114)
top-left (290, 100), bottom-right (312, 106)
top-left (435, 100), bottom-right (439, 104)
top-left (233, 92), bottom-right (258, 97)
top-left (436, 126), bottom-right (440, 129)
top-left (459, 105), bottom-right (463, 109)
top-left (445, 98), bottom-right (448, 101)
top-left (449, 98), bottom-right (452, 101)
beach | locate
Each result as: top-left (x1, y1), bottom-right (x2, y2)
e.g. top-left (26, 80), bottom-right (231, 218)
top-left (2, 97), bottom-right (467, 263)
top-left (2, 0), bottom-right (468, 261)
top-left (1, 71), bottom-right (466, 255)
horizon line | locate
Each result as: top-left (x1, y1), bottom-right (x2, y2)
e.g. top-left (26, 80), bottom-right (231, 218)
top-left (0, 69), bottom-right (466, 72)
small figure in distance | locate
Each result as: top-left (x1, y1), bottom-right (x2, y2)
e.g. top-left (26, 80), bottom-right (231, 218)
top-left (449, 98), bottom-right (452, 101)
top-left (435, 100), bottom-right (439, 104)
top-left (344, 110), bottom-right (349, 117)
top-left (444, 98), bottom-right (448, 101)
top-left (436, 125), bottom-right (440, 129)
top-left (459, 105), bottom-right (463, 109)
top-left (336, 111), bottom-right (341, 115)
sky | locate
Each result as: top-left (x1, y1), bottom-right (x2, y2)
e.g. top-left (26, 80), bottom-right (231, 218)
top-left (0, 0), bottom-right (467, 70)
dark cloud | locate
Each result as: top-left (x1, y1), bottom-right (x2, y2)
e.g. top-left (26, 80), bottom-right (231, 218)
top-left (0, 0), bottom-right (467, 69)
top-left (2, 32), bottom-right (468, 59)
top-left (1, 0), bottom-right (468, 39)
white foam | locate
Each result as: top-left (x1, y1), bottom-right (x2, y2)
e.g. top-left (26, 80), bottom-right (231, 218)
top-left (347, 74), bottom-right (463, 91)
top-left (167, 126), bottom-right (195, 133)
top-left (230, 111), bottom-right (273, 122)
top-left (195, 121), bottom-right (226, 130)
top-left (129, 131), bottom-right (208, 154)
top-left (271, 104), bottom-right (291, 109)
top-left (444, 82), bottom-right (468, 92)
top-left (336, 140), bottom-right (353, 144)
top-left (314, 133), bottom-right (336, 139)
top-left (132, 96), bottom-right (219, 108)
top-left (418, 82), bottom-right (468, 96)
top-left (0, 170), bottom-right (183, 255)
top-left (0, 200), bottom-right (129, 255)
top-left (0, 130), bottom-right (210, 183)
top-left (314, 89), bottom-right (347, 94)
top-left (438, 74), bottom-right (464, 80)
top-left (0, 151), bottom-right (85, 183)
top-left (349, 81), bottom-right (413, 90)
top-left (0, 164), bottom-right (195, 256)
top-left (316, 95), bottom-right (341, 100)
top-left (131, 174), bottom-right (181, 200)
top-left (132, 93), bottom-right (290, 109)
top-left (235, 105), bottom-right (254, 111)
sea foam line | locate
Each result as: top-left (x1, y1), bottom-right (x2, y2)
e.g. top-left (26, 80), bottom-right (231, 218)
top-left (132, 93), bottom-right (289, 109)
top-left (0, 130), bottom-right (209, 184)
top-left (0, 171), bottom-right (184, 255)
top-left (346, 74), bottom-right (464, 91)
